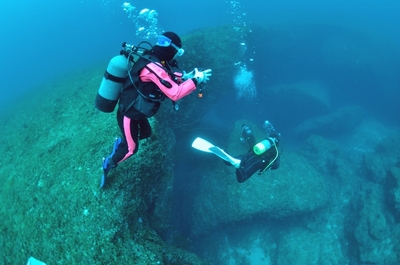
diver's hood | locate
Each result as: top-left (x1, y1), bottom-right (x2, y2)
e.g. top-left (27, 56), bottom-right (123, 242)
top-left (152, 45), bottom-right (177, 61)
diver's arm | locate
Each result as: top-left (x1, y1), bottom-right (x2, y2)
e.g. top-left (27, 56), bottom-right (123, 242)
top-left (139, 62), bottom-right (196, 101)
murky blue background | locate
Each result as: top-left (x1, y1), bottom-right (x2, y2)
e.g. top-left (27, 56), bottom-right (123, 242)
top-left (1, 0), bottom-right (399, 105)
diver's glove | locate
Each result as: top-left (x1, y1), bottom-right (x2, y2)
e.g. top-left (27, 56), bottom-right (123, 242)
top-left (183, 69), bottom-right (195, 80)
top-left (193, 68), bottom-right (212, 84)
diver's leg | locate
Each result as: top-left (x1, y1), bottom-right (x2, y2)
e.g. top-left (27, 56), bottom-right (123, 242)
top-left (113, 111), bottom-right (140, 163)
top-left (138, 118), bottom-right (152, 140)
top-left (100, 112), bottom-right (139, 187)
top-left (236, 152), bottom-right (264, 183)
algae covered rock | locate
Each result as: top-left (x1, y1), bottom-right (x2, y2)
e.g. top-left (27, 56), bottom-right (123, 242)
top-left (390, 167), bottom-right (400, 216)
top-left (353, 183), bottom-right (398, 264)
top-left (0, 65), bottom-right (206, 264)
top-left (190, 151), bottom-right (329, 234)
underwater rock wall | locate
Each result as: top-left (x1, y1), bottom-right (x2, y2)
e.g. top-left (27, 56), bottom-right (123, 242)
top-left (0, 66), bottom-right (205, 264)
top-left (190, 150), bottom-right (330, 233)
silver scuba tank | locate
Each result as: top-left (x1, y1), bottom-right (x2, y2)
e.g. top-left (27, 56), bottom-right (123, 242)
top-left (95, 55), bottom-right (129, 113)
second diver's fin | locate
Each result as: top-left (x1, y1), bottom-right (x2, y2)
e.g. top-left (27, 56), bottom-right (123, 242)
top-left (208, 146), bottom-right (241, 168)
top-left (191, 137), bottom-right (215, 153)
top-left (191, 137), bottom-right (241, 168)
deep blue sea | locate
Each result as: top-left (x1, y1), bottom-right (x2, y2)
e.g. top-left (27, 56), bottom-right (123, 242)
top-left (0, 0), bottom-right (399, 106)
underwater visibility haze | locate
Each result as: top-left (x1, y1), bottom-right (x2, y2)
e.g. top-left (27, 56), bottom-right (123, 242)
top-left (1, 0), bottom-right (400, 264)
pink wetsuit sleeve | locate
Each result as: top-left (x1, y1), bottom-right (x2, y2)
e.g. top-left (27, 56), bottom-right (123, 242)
top-left (139, 62), bottom-right (196, 101)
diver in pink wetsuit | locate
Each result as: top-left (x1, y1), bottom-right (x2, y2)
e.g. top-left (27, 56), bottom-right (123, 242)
top-left (98, 32), bottom-right (212, 187)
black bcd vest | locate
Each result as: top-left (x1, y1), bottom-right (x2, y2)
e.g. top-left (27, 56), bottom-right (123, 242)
top-left (119, 55), bottom-right (166, 120)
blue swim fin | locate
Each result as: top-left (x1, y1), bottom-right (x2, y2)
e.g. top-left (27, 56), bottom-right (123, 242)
top-left (100, 137), bottom-right (121, 188)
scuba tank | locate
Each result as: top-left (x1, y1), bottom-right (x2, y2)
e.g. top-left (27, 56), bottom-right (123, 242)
top-left (253, 137), bottom-right (275, 155)
top-left (95, 55), bottom-right (129, 112)
top-left (95, 42), bottom-right (151, 113)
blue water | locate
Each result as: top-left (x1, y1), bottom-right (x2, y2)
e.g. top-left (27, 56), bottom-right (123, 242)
top-left (1, 0), bottom-right (399, 105)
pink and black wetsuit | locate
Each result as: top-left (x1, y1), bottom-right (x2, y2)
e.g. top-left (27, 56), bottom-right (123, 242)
top-left (111, 57), bottom-right (197, 165)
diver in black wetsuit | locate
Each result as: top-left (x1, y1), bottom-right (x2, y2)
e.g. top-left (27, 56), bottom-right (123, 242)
top-left (192, 121), bottom-right (281, 183)
top-left (234, 120), bottom-right (281, 183)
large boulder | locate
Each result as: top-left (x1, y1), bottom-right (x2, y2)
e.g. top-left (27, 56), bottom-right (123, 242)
top-left (190, 150), bottom-right (329, 234)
